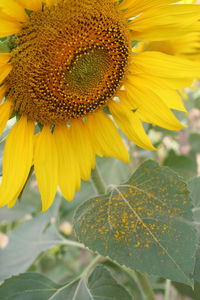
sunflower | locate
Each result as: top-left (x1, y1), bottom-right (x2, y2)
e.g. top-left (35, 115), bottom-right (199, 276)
top-left (0, 0), bottom-right (200, 211)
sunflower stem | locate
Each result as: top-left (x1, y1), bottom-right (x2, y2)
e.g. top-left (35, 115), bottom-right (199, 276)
top-left (133, 270), bottom-right (156, 300)
top-left (83, 254), bottom-right (103, 278)
top-left (91, 165), bottom-right (106, 195)
top-left (61, 239), bottom-right (86, 249)
top-left (164, 279), bottom-right (171, 300)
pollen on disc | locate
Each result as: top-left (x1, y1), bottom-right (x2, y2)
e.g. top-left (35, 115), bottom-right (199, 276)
top-left (5, 0), bottom-right (131, 125)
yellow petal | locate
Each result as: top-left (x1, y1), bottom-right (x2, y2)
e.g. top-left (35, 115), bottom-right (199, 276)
top-left (125, 82), bottom-right (184, 131)
top-left (149, 87), bottom-right (187, 113)
top-left (0, 0), bottom-right (28, 22)
top-left (133, 75), bottom-right (192, 90)
top-left (0, 53), bottom-right (12, 84)
top-left (70, 119), bottom-right (95, 181)
top-left (182, 0), bottom-right (196, 3)
top-left (0, 116), bottom-right (34, 207)
top-left (45, 0), bottom-right (55, 6)
top-left (0, 11), bottom-right (21, 37)
top-left (121, 0), bottom-right (175, 18)
top-left (17, 0), bottom-right (42, 11)
top-left (131, 5), bottom-right (200, 30)
top-left (54, 124), bottom-right (81, 201)
top-left (131, 27), bottom-right (199, 42)
top-left (171, 32), bottom-right (200, 57)
top-left (86, 111), bottom-right (129, 163)
top-left (34, 125), bottom-right (58, 212)
top-left (109, 101), bottom-right (155, 150)
top-left (0, 100), bottom-right (12, 137)
top-left (131, 51), bottom-right (200, 79)
top-left (135, 34), bottom-right (200, 61)
top-left (127, 74), bottom-right (187, 112)
top-left (129, 5), bottom-right (200, 41)
top-left (0, 64), bottom-right (12, 84)
top-left (0, 84), bottom-right (7, 103)
top-left (18, 0), bottom-right (54, 10)
top-left (0, 53), bottom-right (11, 64)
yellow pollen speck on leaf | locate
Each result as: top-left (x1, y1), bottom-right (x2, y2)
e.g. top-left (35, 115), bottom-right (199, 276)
top-left (134, 241), bottom-right (141, 248)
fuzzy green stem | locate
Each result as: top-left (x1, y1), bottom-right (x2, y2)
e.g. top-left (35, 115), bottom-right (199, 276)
top-left (134, 270), bottom-right (156, 300)
top-left (164, 279), bottom-right (171, 300)
top-left (91, 165), bottom-right (106, 194)
top-left (61, 239), bottom-right (86, 249)
top-left (83, 254), bottom-right (103, 277)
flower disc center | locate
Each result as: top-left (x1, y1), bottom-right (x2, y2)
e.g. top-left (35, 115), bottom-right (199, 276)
top-left (65, 49), bottom-right (110, 94)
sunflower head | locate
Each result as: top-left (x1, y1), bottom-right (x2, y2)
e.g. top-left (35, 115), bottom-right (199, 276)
top-left (5, 0), bottom-right (131, 125)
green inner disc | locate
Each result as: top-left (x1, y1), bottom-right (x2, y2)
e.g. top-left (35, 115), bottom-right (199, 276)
top-left (65, 49), bottom-right (110, 94)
